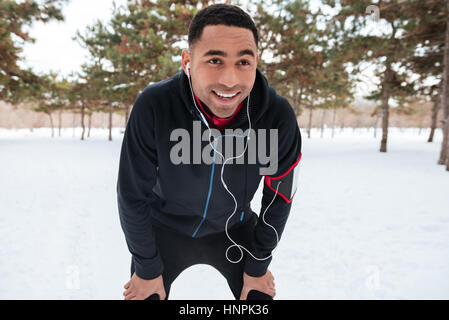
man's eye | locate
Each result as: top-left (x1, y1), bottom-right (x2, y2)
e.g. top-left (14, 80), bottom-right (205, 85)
top-left (209, 59), bottom-right (221, 64)
top-left (239, 60), bottom-right (250, 65)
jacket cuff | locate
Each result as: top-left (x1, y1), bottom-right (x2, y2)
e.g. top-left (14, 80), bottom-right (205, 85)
top-left (244, 255), bottom-right (272, 277)
top-left (132, 253), bottom-right (164, 280)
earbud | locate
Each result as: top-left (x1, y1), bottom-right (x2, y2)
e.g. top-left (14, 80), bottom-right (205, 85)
top-left (186, 62), bottom-right (191, 78)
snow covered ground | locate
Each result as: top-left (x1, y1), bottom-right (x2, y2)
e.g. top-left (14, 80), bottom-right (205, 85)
top-left (0, 127), bottom-right (448, 300)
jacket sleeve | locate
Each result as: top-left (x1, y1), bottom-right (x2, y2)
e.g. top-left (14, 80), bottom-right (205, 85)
top-left (116, 91), bottom-right (164, 280)
top-left (244, 98), bottom-right (302, 277)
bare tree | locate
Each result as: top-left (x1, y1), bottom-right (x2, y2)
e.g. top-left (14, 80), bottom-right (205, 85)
top-left (438, 0), bottom-right (449, 171)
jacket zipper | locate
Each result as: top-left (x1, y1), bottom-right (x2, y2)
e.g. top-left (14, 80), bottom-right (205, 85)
top-left (190, 108), bottom-right (250, 236)
top-left (192, 139), bottom-right (217, 238)
top-left (241, 150), bottom-right (248, 222)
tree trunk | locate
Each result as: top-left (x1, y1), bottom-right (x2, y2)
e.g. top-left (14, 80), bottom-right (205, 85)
top-left (296, 84), bottom-right (304, 116)
top-left (81, 104), bottom-right (86, 141)
top-left (292, 83), bottom-right (299, 116)
top-left (331, 106), bottom-right (337, 138)
top-left (58, 109), bottom-right (62, 137)
top-left (374, 114), bottom-right (380, 139)
top-left (307, 107), bottom-right (313, 139)
top-left (442, 0), bottom-right (449, 170)
top-left (439, 82), bottom-right (449, 164)
top-left (48, 112), bottom-right (54, 138)
top-left (72, 112), bottom-right (76, 137)
top-left (380, 59), bottom-right (393, 153)
top-left (444, 116), bottom-right (449, 171)
top-left (439, 0), bottom-right (449, 167)
top-left (109, 103), bottom-right (113, 141)
top-left (320, 109), bottom-right (326, 138)
top-left (124, 104), bottom-right (130, 128)
top-left (428, 87), bottom-right (440, 143)
top-left (87, 112), bottom-right (92, 138)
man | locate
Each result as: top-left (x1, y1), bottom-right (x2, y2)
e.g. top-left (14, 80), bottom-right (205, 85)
top-left (117, 4), bottom-right (302, 300)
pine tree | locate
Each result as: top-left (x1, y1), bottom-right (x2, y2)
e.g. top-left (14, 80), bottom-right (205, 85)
top-left (75, 0), bottom-right (207, 129)
top-left (400, 0), bottom-right (446, 158)
top-left (252, 0), bottom-right (354, 138)
top-left (32, 72), bottom-right (71, 137)
top-left (336, 0), bottom-right (421, 152)
top-left (0, 0), bottom-right (68, 103)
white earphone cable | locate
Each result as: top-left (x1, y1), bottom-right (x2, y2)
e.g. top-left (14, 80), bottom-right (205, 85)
top-left (186, 66), bottom-right (280, 263)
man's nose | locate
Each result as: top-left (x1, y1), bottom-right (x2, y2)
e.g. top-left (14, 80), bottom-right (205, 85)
top-left (217, 67), bottom-right (239, 89)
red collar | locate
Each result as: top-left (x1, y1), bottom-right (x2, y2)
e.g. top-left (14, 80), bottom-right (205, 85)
top-left (193, 91), bottom-right (244, 131)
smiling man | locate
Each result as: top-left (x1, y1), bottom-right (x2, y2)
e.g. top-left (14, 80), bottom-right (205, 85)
top-left (117, 4), bottom-right (302, 300)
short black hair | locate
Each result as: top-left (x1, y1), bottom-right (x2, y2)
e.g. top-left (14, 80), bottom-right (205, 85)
top-left (188, 4), bottom-right (259, 48)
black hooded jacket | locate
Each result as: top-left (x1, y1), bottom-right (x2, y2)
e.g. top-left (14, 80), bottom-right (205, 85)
top-left (117, 68), bottom-right (302, 280)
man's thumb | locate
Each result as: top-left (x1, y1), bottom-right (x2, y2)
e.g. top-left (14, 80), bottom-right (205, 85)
top-left (239, 287), bottom-right (249, 300)
top-left (158, 287), bottom-right (167, 300)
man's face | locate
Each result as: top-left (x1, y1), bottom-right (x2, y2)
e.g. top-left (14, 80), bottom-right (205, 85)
top-left (182, 25), bottom-right (259, 118)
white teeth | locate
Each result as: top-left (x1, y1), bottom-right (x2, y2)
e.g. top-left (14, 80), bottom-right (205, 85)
top-left (214, 91), bottom-right (238, 98)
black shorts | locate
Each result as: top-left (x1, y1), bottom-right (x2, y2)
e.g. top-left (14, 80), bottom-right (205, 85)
top-left (130, 212), bottom-right (273, 300)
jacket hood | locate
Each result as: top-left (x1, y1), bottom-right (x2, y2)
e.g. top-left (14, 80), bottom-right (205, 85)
top-left (177, 68), bottom-right (273, 131)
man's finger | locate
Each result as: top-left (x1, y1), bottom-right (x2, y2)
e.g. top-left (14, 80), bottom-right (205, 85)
top-left (124, 287), bottom-right (136, 298)
top-left (124, 293), bottom-right (136, 300)
top-left (124, 280), bottom-right (130, 289)
top-left (123, 288), bottom-right (133, 296)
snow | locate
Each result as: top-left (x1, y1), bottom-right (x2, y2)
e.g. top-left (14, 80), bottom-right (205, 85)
top-left (0, 127), bottom-right (448, 299)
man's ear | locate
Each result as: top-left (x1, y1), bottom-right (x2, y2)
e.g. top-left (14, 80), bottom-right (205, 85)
top-left (181, 49), bottom-right (191, 76)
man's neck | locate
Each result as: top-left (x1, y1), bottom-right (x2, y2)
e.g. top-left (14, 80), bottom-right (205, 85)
top-left (193, 94), bottom-right (233, 119)
top-left (192, 91), bottom-right (244, 131)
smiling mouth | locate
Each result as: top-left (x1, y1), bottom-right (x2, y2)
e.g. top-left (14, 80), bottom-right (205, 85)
top-left (212, 90), bottom-right (240, 101)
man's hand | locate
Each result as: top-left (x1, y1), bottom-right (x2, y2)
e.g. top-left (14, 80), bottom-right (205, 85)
top-left (123, 272), bottom-right (166, 300)
top-left (239, 270), bottom-right (276, 300)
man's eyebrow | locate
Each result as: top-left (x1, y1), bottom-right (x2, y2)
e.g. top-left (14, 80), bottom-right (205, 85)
top-left (203, 50), bottom-right (226, 57)
top-left (202, 49), bottom-right (255, 58)
top-left (238, 49), bottom-right (255, 57)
